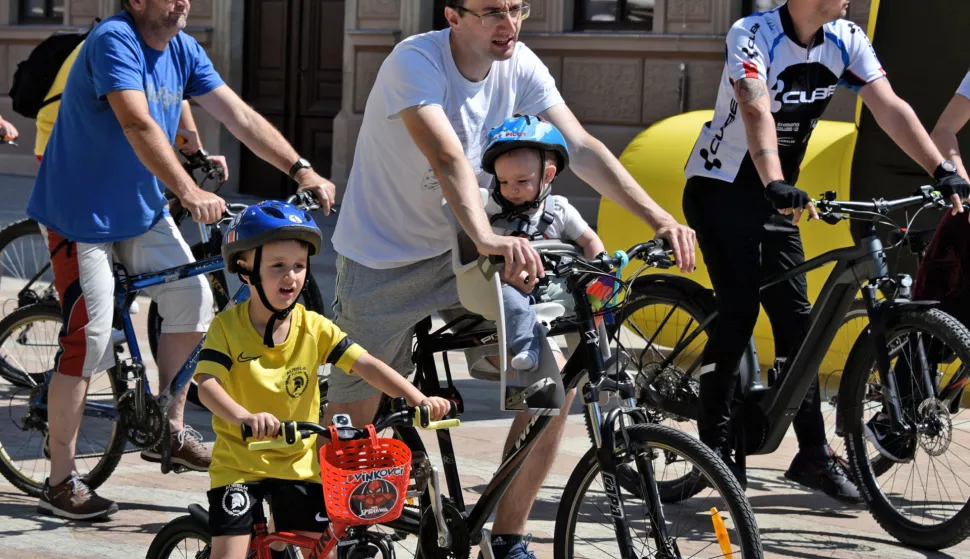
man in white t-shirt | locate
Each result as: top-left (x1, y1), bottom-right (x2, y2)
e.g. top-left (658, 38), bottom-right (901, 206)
top-left (328, 2), bottom-right (695, 555)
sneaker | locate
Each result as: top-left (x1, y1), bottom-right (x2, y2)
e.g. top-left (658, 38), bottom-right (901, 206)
top-left (865, 412), bottom-right (917, 463)
top-left (510, 350), bottom-right (539, 372)
top-left (784, 447), bottom-right (862, 504)
top-left (37, 474), bottom-right (119, 520)
top-left (141, 425), bottom-right (211, 471)
top-left (480, 534), bottom-right (537, 559)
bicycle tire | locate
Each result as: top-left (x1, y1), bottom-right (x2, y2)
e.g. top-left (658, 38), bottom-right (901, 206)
top-left (0, 217), bottom-right (56, 311)
top-left (146, 514), bottom-right (211, 559)
top-left (599, 279), bottom-right (717, 502)
top-left (840, 307), bottom-right (970, 550)
top-left (554, 423), bottom-right (762, 559)
top-left (0, 303), bottom-right (127, 497)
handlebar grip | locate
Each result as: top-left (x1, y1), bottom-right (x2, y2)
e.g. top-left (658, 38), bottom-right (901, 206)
top-left (248, 438), bottom-right (293, 451)
top-left (241, 424), bottom-right (253, 440)
top-left (413, 405), bottom-right (461, 430)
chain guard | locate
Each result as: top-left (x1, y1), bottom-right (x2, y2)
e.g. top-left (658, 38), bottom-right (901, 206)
top-left (118, 391), bottom-right (164, 448)
top-left (419, 500), bottom-right (470, 559)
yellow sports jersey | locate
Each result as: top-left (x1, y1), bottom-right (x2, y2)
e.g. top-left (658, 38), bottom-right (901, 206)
top-left (194, 300), bottom-right (366, 488)
top-left (34, 40), bottom-right (84, 157)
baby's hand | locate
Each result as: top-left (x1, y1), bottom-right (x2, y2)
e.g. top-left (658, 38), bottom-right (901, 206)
top-left (243, 412), bottom-right (281, 441)
top-left (420, 397), bottom-right (453, 422)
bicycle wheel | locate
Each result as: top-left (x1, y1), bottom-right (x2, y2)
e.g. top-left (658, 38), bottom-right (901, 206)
top-left (146, 514), bottom-right (211, 559)
top-left (0, 218), bottom-right (57, 314)
top-left (555, 423), bottom-right (762, 559)
top-left (840, 308), bottom-right (970, 550)
top-left (0, 303), bottom-right (127, 497)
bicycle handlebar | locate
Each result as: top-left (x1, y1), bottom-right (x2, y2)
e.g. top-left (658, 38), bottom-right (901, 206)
top-left (181, 148), bottom-right (226, 183)
top-left (241, 399), bottom-right (459, 451)
top-left (0, 137), bottom-right (17, 146)
top-left (812, 186), bottom-right (952, 224)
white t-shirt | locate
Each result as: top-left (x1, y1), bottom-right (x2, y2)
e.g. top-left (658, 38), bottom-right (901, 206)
top-left (957, 71), bottom-right (970, 100)
top-left (486, 194), bottom-right (589, 242)
top-left (332, 29), bottom-right (565, 269)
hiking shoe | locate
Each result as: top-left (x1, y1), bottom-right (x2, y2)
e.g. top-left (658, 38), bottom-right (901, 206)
top-left (141, 425), bottom-right (211, 471)
top-left (865, 412), bottom-right (917, 463)
top-left (480, 534), bottom-right (537, 559)
top-left (784, 447), bottom-right (862, 504)
top-left (38, 474), bottom-right (118, 520)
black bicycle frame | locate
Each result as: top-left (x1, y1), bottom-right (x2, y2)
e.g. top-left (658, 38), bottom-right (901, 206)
top-left (675, 220), bottom-right (934, 456)
top-left (383, 266), bottom-right (657, 557)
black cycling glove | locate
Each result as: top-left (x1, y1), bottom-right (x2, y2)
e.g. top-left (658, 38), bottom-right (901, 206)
top-left (764, 180), bottom-right (811, 210)
top-left (934, 161), bottom-right (970, 199)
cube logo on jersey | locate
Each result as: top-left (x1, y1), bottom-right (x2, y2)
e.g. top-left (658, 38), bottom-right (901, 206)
top-left (770, 63), bottom-right (840, 113)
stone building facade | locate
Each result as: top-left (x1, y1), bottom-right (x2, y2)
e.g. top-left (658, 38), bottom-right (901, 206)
top-left (0, 0), bottom-right (871, 225)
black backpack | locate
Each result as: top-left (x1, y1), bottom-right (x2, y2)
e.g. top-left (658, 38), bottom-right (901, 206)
top-left (8, 19), bottom-right (99, 119)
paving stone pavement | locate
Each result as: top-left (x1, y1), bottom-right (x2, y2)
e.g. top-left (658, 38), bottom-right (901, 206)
top-left (1, 174), bottom-right (970, 558)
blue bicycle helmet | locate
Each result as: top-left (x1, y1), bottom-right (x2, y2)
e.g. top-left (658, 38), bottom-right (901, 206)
top-left (481, 114), bottom-right (570, 217)
top-left (222, 201), bottom-right (322, 274)
top-left (222, 200), bottom-right (323, 347)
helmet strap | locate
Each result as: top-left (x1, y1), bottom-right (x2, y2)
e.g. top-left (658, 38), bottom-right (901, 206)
top-left (247, 247), bottom-right (302, 348)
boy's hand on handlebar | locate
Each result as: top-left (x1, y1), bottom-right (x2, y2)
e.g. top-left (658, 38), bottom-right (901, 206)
top-left (420, 397), bottom-right (453, 422)
top-left (242, 412), bottom-right (281, 441)
top-left (654, 221), bottom-right (696, 273)
top-left (180, 188), bottom-right (226, 224)
top-left (175, 129), bottom-right (201, 154)
top-left (295, 171), bottom-right (336, 215)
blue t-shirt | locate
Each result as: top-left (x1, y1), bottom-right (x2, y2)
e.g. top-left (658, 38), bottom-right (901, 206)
top-left (27, 11), bottom-right (225, 243)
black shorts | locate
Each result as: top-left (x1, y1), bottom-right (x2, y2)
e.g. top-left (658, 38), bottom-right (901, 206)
top-left (207, 479), bottom-right (329, 537)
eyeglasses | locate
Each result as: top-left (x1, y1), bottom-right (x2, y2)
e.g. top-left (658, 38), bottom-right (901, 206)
top-left (450, 2), bottom-right (531, 28)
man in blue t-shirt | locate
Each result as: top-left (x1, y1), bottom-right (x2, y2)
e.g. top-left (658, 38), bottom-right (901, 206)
top-left (28, 0), bottom-right (336, 521)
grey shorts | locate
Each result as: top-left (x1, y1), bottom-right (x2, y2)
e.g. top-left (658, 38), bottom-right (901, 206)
top-left (329, 252), bottom-right (498, 403)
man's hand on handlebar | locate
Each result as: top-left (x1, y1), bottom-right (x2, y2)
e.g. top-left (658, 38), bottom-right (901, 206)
top-left (242, 412), bottom-right (281, 441)
top-left (208, 154), bottom-right (229, 182)
top-left (653, 221), bottom-right (696, 273)
top-left (175, 129), bottom-right (201, 154)
top-left (0, 117), bottom-right (19, 143)
top-left (180, 188), bottom-right (227, 224)
top-left (934, 164), bottom-right (970, 220)
top-left (477, 233), bottom-right (545, 285)
top-left (295, 170), bottom-right (336, 216)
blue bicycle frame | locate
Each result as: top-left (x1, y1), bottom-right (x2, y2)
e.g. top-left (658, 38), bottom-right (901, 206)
top-left (32, 254), bottom-right (251, 422)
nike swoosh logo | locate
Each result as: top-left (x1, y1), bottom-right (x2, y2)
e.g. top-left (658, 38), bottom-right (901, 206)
top-left (314, 512), bottom-right (328, 522)
top-left (238, 352), bottom-right (260, 362)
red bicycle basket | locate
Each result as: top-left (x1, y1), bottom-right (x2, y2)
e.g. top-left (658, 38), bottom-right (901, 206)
top-left (320, 424), bottom-right (412, 526)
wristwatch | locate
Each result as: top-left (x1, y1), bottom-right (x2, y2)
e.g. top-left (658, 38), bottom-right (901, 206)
top-left (934, 159), bottom-right (958, 180)
top-left (288, 157), bottom-right (312, 180)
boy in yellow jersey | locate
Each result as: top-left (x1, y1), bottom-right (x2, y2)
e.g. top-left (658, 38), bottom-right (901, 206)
top-left (194, 200), bottom-right (451, 559)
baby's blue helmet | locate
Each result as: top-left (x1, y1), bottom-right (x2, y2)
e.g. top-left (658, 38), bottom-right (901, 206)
top-left (222, 201), bottom-right (322, 274)
top-left (481, 114), bottom-right (569, 177)
top-left (481, 114), bottom-right (570, 216)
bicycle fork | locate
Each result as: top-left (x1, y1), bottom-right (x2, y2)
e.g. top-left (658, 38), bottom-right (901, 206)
top-left (597, 406), bottom-right (678, 558)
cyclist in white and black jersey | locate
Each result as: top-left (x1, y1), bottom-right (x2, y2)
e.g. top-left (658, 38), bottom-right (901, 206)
top-left (683, 0), bottom-right (970, 505)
